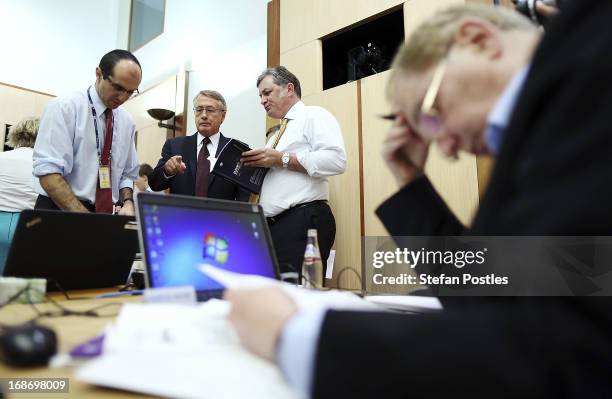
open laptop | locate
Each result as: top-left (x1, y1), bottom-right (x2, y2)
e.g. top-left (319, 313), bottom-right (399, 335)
top-left (135, 192), bottom-right (280, 301)
top-left (3, 210), bottom-right (139, 291)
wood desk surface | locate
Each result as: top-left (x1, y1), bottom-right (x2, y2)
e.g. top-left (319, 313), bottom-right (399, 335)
top-left (0, 288), bottom-right (149, 398)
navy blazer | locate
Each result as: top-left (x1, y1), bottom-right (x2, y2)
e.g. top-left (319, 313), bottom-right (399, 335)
top-left (149, 132), bottom-right (249, 201)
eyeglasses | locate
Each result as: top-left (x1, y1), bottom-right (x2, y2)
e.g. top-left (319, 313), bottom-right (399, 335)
top-left (414, 59), bottom-right (447, 138)
top-left (104, 75), bottom-right (139, 97)
top-left (379, 58), bottom-right (448, 138)
top-left (194, 106), bottom-right (225, 115)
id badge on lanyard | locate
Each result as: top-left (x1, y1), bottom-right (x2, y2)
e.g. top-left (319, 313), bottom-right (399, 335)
top-left (99, 164), bottom-right (111, 189)
top-left (87, 86), bottom-right (113, 190)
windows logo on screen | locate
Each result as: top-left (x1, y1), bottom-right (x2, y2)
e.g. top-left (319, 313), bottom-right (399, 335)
top-left (202, 233), bottom-right (229, 265)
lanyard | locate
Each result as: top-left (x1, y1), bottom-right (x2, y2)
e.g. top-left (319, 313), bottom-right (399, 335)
top-left (86, 86), bottom-right (113, 164)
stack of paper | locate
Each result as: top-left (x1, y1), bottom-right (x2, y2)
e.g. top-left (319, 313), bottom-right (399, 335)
top-left (77, 301), bottom-right (299, 399)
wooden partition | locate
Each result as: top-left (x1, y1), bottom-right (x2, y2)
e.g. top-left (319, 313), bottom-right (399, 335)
top-left (0, 83), bottom-right (54, 149)
top-left (305, 82), bottom-right (362, 290)
top-left (122, 73), bottom-right (187, 167)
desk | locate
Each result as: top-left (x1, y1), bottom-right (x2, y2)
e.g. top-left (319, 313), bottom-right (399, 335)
top-left (0, 289), bottom-right (147, 398)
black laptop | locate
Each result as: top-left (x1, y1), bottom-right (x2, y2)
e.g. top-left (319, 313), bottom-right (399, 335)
top-left (3, 210), bottom-right (139, 291)
top-left (135, 192), bottom-right (280, 301)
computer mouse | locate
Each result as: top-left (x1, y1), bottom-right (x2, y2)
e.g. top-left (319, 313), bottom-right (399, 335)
top-left (0, 323), bottom-right (57, 367)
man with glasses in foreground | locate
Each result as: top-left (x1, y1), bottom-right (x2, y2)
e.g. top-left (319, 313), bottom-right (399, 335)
top-left (33, 49), bottom-right (141, 215)
top-left (224, 2), bottom-right (612, 398)
top-left (149, 90), bottom-right (249, 201)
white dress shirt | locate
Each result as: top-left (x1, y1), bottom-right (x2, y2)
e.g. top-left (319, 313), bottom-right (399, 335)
top-left (197, 131), bottom-right (220, 172)
top-left (0, 147), bottom-right (37, 212)
top-left (32, 86), bottom-right (139, 204)
top-left (259, 101), bottom-right (347, 217)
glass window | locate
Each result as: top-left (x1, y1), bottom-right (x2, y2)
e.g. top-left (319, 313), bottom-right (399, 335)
top-left (129, 0), bottom-right (165, 52)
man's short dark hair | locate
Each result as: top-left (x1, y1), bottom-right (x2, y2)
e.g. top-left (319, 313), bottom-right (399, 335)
top-left (139, 163), bottom-right (153, 177)
top-left (99, 49), bottom-right (142, 77)
top-left (256, 66), bottom-right (302, 98)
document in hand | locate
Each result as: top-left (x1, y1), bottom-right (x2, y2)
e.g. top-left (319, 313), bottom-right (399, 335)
top-left (203, 265), bottom-right (443, 313)
top-left (211, 139), bottom-right (268, 193)
top-left (201, 265), bottom-right (378, 311)
top-left (76, 301), bottom-right (298, 398)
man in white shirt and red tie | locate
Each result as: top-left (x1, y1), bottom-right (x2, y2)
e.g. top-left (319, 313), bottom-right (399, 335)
top-left (241, 66), bottom-right (347, 278)
top-left (33, 49), bottom-right (141, 215)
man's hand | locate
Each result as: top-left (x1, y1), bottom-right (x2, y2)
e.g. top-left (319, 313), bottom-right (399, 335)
top-left (164, 155), bottom-right (187, 176)
top-left (382, 114), bottom-right (429, 187)
top-left (536, 2), bottom-right (559, 18)
top-left (225, 287), bottom-right (298, 362)
top-left (117, 199), bottom-right (134, 216)
top-left (241, 148), bottom-right (282, 168)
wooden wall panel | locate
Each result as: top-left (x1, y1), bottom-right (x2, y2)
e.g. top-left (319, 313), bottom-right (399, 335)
top-left (361, 70), bottom-right (398, 237)
top-left (404, 0), bottom-right (464, 37)
top-left (123, 74), bottom-right (186, 166)
top-left (304, 82), bottom-right (362, 290)
top-left (280, 0), bottom-right (404, 53)
top-left (425, 146), bottom-right (480, 226)
top-left (136, 124), bottom-right (168, 167)
top-left (267, 0), bottom-right (281, 67)
top-left (0, 83), bottom-right (54, 150)
top-left (279, 41), bottom-right (323, 99)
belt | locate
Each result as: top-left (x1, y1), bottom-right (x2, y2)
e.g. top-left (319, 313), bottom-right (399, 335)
top-left (267, 200), bottom-right (328, 225)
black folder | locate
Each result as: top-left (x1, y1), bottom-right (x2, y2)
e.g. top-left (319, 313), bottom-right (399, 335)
top-left (212, 139), bottom-right (268, 194)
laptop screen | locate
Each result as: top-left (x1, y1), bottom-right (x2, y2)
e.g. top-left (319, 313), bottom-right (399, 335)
top-left (139, 195), bottom-right (278, 291)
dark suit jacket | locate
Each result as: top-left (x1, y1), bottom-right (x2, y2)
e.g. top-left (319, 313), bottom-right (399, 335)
top-left (149, 132), bottom-right (249, 201)
top-left (313, 1), bottom-right (612, 398)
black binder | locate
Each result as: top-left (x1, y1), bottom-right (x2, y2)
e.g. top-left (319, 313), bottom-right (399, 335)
top-left (212, 139), bottom-right (268, 194)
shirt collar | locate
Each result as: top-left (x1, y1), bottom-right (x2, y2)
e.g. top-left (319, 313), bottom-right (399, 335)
top-left (284, 100), bottom-right (305, 121)
top-left (485, 66), bottom-right (529, 153)
top-left (196, 131), bottom-right (220, 148)
top-left (88, 85), bottom-right (108, 117)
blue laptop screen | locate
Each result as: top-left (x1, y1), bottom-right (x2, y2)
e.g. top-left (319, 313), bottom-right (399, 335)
top-left (141, 203), bottom-right (277, 290)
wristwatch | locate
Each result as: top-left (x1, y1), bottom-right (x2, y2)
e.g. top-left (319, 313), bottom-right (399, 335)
top-left (281, 152), bottom-right (290, 168)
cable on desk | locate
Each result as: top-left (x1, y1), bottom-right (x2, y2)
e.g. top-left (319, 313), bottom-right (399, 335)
top-left (0, 283), bottom-right (124, 329)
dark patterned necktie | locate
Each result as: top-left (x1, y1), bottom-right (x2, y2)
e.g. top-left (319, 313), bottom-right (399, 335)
top-left (195, 136), bottom-right (211, 197)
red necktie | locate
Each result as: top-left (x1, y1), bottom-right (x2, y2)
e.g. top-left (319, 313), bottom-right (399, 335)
top-left (195, 137), bottom-right (210, 197)
top-left (95, 108), bottom-right (113, 213)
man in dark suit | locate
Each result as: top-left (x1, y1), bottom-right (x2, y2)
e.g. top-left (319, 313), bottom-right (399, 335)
top-left (149, 90), bottom-right (248, 201)
top-left (224, 2), bottom-right (612, 398)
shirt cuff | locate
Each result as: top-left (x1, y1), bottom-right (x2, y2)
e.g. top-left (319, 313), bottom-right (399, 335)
top-left (295, 151), bottom-right (314, 176)
top-left (32, 159), bottom-right (66, 177)
top-left (119, 178), bottom-right (134, 190)
top-left (277, 306), bottom-right (328, 398)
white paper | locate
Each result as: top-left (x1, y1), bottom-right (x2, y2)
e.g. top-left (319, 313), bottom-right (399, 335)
top-left (76, 301), bottom-right (298, 399)
top-left (364, 295), bottom-right (443, 312)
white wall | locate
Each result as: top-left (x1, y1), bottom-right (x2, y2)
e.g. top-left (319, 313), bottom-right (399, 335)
top-left (129, 0), bottom-right (269, 148)
top-left (0, 0), bottom-right (268, 149)
top-left (0, 0), bottom-right (122, 96)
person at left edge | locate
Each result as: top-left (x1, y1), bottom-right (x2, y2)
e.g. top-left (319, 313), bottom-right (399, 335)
top-left (32, 49), bottom-right (141, 215)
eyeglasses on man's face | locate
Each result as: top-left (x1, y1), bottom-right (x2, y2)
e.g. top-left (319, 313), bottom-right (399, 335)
top-left (104, 75), bottom-right (139, 97)
top-left (380, 59), bottom-right (447, 139)
top-left (413, 59), bottom-right (447, 138)
top-left (194, 106), bottom-right (225, 115)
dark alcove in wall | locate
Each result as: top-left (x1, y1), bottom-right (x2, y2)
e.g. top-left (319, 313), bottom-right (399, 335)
top-left (322, 6), bottom-right (404, 90)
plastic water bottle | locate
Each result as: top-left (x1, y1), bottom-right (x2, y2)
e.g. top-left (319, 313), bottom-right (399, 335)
top-left (301, 229), bottom-right (323, 289)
